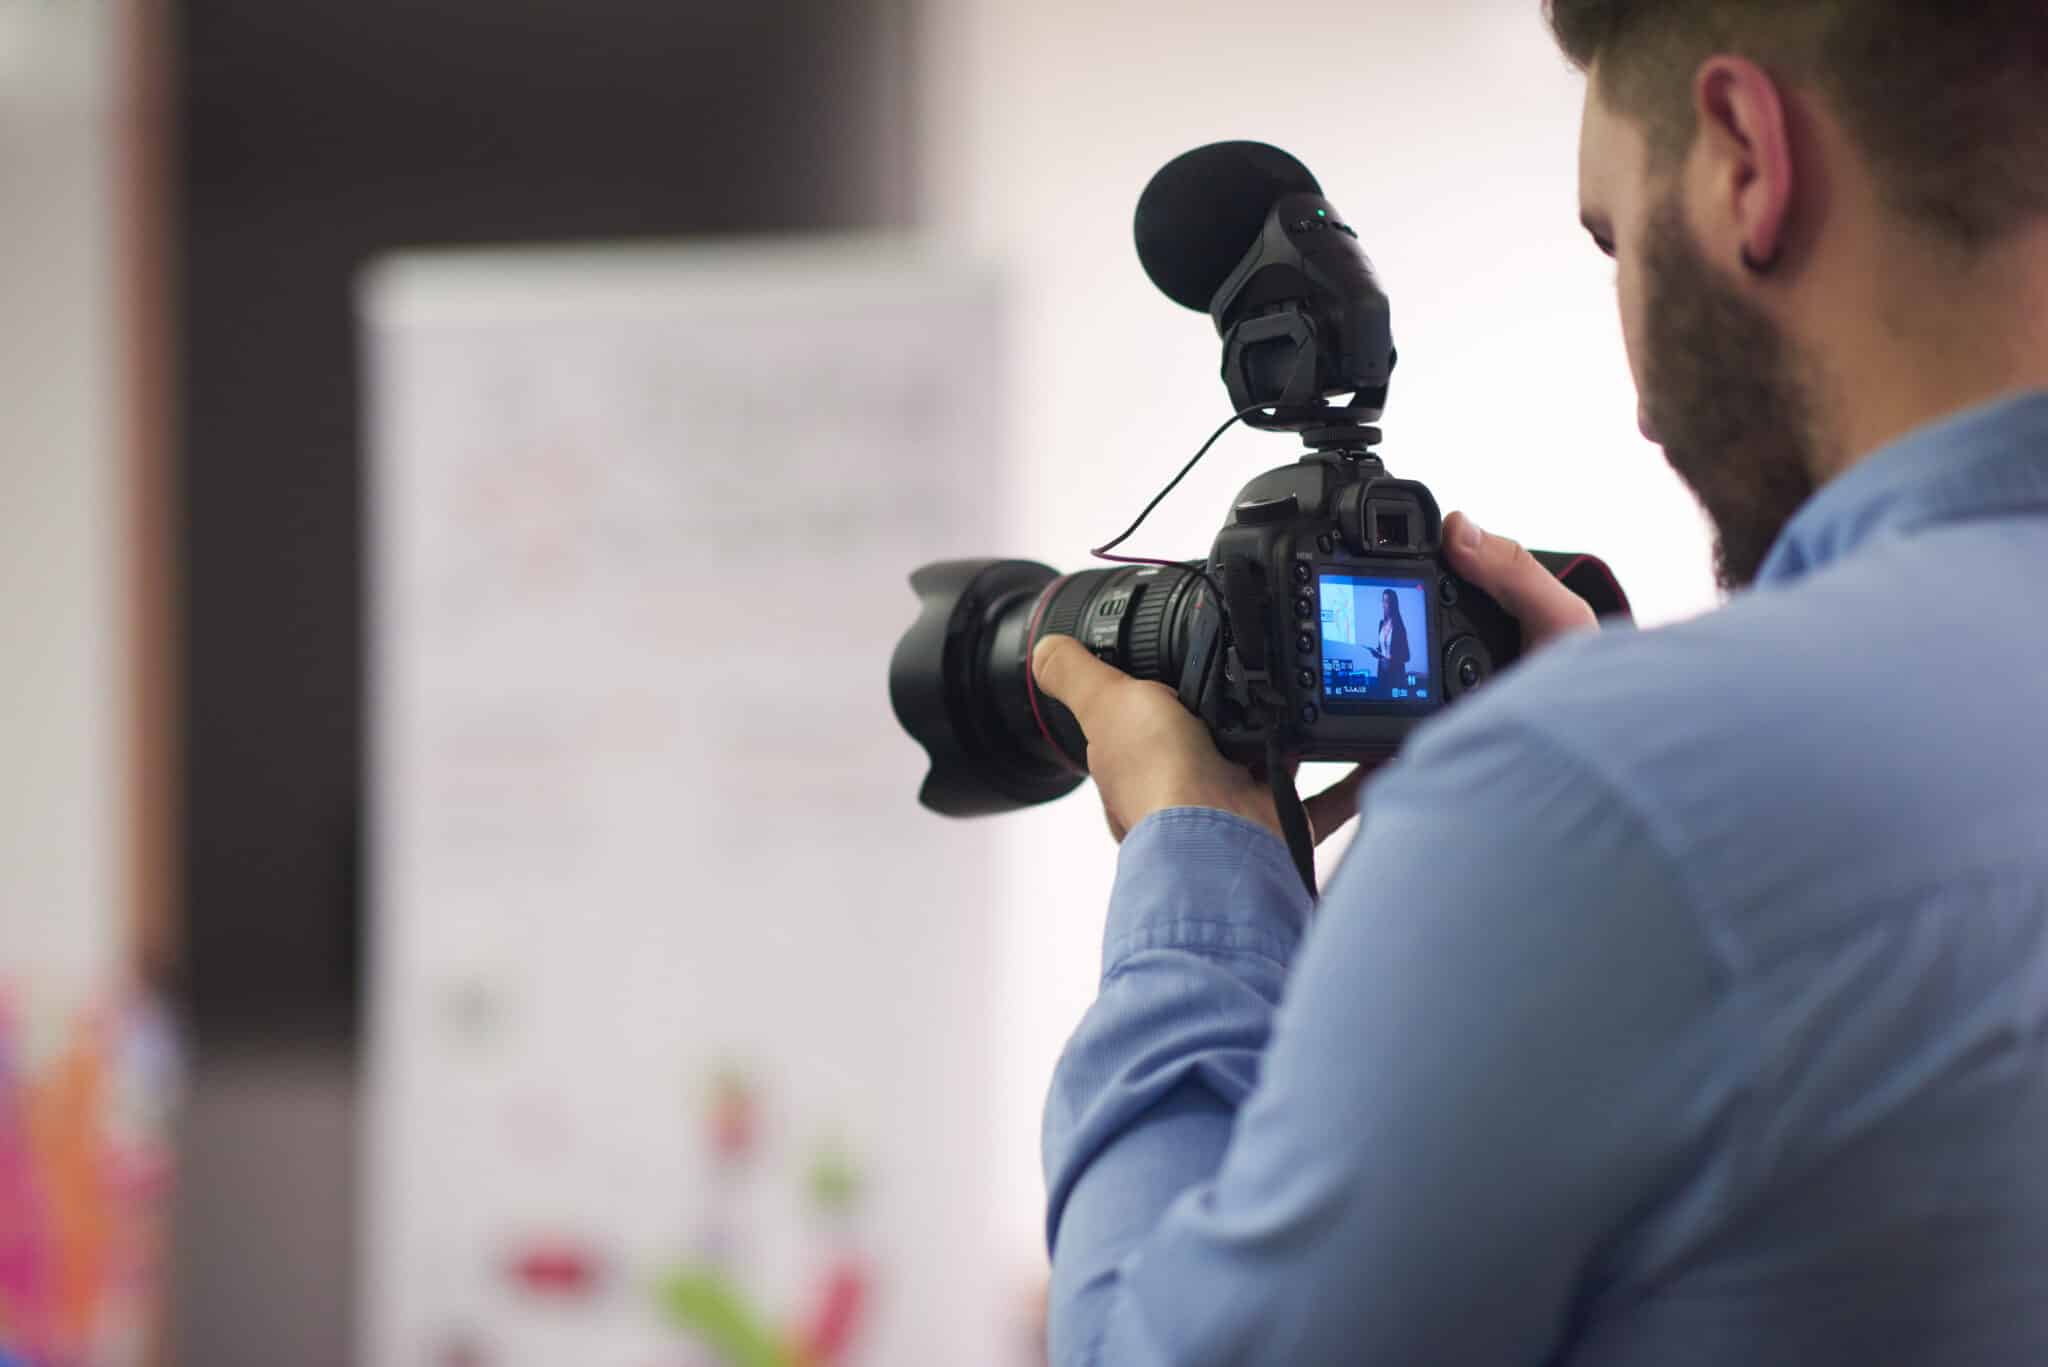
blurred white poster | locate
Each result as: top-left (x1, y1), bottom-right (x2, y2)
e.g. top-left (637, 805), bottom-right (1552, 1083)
top-left (361, 241), bottom-right (1015, 1367)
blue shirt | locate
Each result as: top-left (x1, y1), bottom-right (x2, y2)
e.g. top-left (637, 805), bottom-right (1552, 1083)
top-left (1043, 390), bottom-right (2048, 1365)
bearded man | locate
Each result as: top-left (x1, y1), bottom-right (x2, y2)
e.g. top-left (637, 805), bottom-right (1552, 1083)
top-left (1030, 3), bottom-right (2048, 1362)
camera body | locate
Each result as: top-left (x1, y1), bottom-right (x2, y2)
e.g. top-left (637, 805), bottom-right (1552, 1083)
top-left (1029, 449), bottom-right (1518, 777)
top-left (1190, 453), bottom-right (1518, 766)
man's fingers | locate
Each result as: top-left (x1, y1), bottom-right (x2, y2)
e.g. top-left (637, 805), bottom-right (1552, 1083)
top-left (1303, 764), bottom-right (1374, 847)
top-left (1442, 511), bottom-right (1598, 649)
top-left (1032, 634), bottom-right (1123, 730)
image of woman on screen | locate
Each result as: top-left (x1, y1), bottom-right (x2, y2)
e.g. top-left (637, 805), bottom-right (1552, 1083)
top-left (1369, 588), bottom-right (1410, 698)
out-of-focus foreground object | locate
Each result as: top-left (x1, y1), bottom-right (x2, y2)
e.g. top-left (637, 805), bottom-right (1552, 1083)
top-left (360, 240), bottom-right (1010, 1365)
top-left (1, 0), bottom-right (181, 1362)
top-left (166, 4), bottom-right (916, 1362)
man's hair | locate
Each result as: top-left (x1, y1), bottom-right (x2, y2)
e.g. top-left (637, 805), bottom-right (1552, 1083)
top-left (1544, 1), bottom-right (2048, 247)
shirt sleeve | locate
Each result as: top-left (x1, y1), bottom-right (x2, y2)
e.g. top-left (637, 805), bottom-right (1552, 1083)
top-left (1041, 714), bottom-right (1743, 1365)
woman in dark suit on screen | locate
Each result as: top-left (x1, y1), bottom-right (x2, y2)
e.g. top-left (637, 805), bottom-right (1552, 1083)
top-left (1370, 588), bottom-right (1410, 697)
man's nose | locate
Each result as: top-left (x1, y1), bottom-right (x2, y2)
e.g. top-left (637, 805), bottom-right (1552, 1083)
top-left (1637, 401), bottom-right (1660, 444)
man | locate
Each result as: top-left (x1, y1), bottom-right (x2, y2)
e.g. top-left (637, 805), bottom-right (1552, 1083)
top-left (1029, 3), bottom-right (2048, 1362)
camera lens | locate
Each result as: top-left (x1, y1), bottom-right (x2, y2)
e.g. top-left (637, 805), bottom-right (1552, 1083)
top-left (891, 559), bottom-right (1212, 816)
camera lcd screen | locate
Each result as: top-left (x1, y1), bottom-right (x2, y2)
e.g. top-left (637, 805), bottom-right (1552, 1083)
top-left (1318, 573), bottom-right (1435, 707)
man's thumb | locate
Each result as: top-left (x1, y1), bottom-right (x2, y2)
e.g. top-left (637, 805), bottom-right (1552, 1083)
top-left (1032, 633), bottom-right (1117, 721)
top-left (1442, 510), bottom-right (1597, 647)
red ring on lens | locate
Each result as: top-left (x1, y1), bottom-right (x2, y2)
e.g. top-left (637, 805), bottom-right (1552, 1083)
top-left (1023, 575), bottom-right (1088, 776)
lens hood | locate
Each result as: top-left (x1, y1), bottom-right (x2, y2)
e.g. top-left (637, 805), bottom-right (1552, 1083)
top-left (889, 559), bottom-right (1088, 817)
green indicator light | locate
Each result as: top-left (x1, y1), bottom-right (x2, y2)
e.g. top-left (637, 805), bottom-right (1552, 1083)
top-left (1316, 209), bottom-right (1326, 217)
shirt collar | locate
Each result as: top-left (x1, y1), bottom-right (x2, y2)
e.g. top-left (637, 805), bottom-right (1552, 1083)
top-left (1758, 388), bottom-right (2048, 585)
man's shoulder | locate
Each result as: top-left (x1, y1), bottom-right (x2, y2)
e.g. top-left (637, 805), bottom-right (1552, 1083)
top-left (1453, 533), bottom-right (2012, 769)
top-left (1407, 540), bottom-right (2047, 946)
top-left (1414, 581), bottom-right (1836, 792)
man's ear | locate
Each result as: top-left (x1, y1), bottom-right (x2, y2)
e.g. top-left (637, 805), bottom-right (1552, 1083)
top-left (1691, 55), bottom-right (1796, 275)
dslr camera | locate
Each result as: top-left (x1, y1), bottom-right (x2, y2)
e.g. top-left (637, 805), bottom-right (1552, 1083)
top-left (891, 143), bottom-right (1628, 821)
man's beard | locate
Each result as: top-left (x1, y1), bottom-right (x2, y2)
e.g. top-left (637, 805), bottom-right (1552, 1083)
top-left (1640, 197), bottom-right (1821, 590)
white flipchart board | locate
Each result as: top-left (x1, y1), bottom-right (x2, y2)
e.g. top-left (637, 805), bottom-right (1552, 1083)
top-left (362, 240), bottom-right (1012, 1366)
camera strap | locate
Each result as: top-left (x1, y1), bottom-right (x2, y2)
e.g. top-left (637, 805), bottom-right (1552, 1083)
top-left (1265, 731), bottom-right (1319, 898)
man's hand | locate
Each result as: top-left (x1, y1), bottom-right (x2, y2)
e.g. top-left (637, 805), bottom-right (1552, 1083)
top-left (1441, 511), bottom-right (1600, 650)
top-left (1033, 513), bottom-right (1598, 847)
top-left (1030, 637), bottom-right (1370, 846)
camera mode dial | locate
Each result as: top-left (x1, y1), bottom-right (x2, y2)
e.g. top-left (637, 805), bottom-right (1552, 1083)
top-left (1234, 494), bottom-right (1299, 526)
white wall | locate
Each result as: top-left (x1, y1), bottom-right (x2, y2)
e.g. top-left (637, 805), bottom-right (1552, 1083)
top-left (0, 0), bottom-right (125, 1017)
top-left (916, 0), bottom-right (1720, 1270)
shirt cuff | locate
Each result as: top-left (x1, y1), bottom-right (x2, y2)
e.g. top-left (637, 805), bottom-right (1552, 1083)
top-left (1103, 807), bottom-right (1315, 980)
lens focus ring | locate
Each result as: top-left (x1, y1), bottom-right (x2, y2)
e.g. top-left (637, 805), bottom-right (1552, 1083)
top-left (1125, 580), bottom-right (1175, 682)
top-left (1037, 577), bottom-right (1093, 649)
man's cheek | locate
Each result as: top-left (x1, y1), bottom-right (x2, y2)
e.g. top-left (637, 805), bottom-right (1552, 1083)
top-left (1617, 279), bottom-right (1657, 440)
